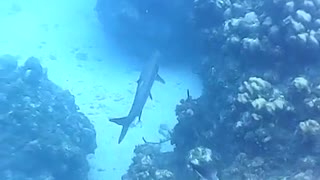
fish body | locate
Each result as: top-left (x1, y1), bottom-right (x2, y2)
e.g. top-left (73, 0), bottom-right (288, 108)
top-left (109, 51), bottom-right (165, 144)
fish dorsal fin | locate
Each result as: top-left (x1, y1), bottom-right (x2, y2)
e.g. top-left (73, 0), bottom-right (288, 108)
top-left (138, 110), bottom-right (143, 122)
top-left (137, 78), bottom-right (142, 84)
top-left (137, 78), bottom-right (145, 87)
top-left (156, 74), bottom-right (165, 84)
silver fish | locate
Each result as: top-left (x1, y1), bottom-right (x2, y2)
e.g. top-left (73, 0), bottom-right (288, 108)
top-left (109, 51), bottom-right (165, 144)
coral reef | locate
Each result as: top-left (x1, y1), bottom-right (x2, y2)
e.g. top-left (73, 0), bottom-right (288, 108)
top-left (187, 146), bottom-right (220, 180)
top-left (0, 55), bottom-right (97, 180)
top-left (193, 0), bottom-right (320, 64)
top-left (179, 3), bottom-right (320, 178)
top-left (170, 72), bottom-right (320, 179)
top-left (122, 143), bottom-right (175, 180)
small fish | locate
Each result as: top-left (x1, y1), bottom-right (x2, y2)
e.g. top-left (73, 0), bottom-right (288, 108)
top-left (109, 50), bottom-right (165, 144)
top-left (189, 161), bottom-right (220, 180)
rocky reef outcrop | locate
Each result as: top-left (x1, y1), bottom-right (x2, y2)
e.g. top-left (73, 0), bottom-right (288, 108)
top-left (121, 143), bottom-right (175, 180)
top-left (0, 54), bottom-right (97, 180)
top-left (193, 0), bottom-right (320, 65)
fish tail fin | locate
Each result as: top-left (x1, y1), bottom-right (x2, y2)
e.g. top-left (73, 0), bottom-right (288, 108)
top-left (109, 116), bottom-right (132, 144)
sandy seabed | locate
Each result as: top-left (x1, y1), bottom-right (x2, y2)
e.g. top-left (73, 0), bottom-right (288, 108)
top-left (0, 0), bottom-right (201, 179)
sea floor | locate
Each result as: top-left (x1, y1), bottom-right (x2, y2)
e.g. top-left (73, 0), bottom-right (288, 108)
top-left (0, 0), bottom-right (201, 179)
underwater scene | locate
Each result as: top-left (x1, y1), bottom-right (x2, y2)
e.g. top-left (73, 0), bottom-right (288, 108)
top-left (1, 0), bottom-right (320, 179)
